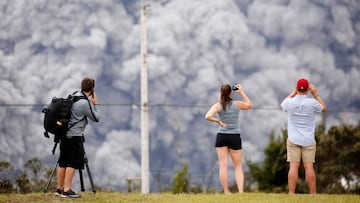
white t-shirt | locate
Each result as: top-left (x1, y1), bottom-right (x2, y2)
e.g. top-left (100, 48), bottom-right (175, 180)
top-left (282, 95), bottom-right (323, 146)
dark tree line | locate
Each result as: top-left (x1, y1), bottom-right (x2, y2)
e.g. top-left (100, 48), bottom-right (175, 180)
top-left (247, 120), bottom-right (360, 194)
top-left (0, 157), bottom-right (56, 193)
top-left (0, 158), bottom-right (208, 194)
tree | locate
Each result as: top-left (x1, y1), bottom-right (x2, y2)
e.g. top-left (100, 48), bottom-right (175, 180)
top-left (316, 122), bottom-right (360, 193)
top-left (23, 157), bottom-right (46, 192)
top-left (15, 157), bottom-right (49, 193)
top-left (247, 121), bottom-right (360, 194)
top-left (246, 129), bottom-right (288, 193)
top-left (0, 161), bottom-right (14, 193)
top-left (15, 172), bottom-right (31, 193)
top-left (172, 163), bottom-right (190, 193)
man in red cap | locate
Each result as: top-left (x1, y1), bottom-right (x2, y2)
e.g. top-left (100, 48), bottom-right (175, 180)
top-left (280, 78), bottom-right (327, 194)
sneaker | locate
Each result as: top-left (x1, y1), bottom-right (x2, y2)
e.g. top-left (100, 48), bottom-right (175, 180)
top-left (61, 189), bottom-right (81, 198)
top-left (54, 188), bottom-right (63, 196)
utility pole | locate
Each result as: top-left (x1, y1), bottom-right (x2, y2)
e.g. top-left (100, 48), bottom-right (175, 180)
top-left (140, 3), bottom-right (151, 194)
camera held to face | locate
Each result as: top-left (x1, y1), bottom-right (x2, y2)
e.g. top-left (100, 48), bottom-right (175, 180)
top-left (91, 79), bottom-right (95, 95)
top-left (232, 85), bottom-right (238, 91)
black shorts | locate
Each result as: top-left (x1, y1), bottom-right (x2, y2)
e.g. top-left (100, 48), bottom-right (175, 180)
top-left (215, 133), bottom-right (242, 150)
top-left (58, 137), bottom-right (84, 169)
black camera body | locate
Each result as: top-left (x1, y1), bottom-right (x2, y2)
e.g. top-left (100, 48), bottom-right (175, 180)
top-left (91, 79), bottom-right (95, 96)
top-left (232, 85), bottom-right (238, 91)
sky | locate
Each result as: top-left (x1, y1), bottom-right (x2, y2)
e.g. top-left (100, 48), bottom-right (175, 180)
top-left (0, 0), bottom-right (359, 192)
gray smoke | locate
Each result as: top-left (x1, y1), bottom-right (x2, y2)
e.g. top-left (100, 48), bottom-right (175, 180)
top-left (0, 0), bottom-right (359, 191)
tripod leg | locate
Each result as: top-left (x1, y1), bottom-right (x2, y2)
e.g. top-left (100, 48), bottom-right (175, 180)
top-left (43, 161), bottom-right (58, 193)
top-left (79, 169), bottom-right (85, 192)
top-left (80, 142), bottom-right (96, 193)
top-left (85, 161), bottom-right (96, 193)
top-left (51, 142), bottom-right (58, 155)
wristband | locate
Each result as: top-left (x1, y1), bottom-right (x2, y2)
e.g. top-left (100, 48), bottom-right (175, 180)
top-left (315, 95), bottom-right (319, 97)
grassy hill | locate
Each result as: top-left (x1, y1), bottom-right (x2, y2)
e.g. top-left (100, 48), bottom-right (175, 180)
top-left (1, 192), bottom-right (359, 203)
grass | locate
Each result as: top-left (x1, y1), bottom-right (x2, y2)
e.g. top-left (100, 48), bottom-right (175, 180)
top-left (0, 192), bottom-right (359, 203)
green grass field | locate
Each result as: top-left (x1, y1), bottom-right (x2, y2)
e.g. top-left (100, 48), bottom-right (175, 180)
top-left (0, 192), bottom-right (359, 203)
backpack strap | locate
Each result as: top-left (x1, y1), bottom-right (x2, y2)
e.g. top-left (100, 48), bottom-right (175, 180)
top-left (67, 91), bottom-right (88, 131)
top-left (86, 98), bottom-right (99, 122)
top-left (78, 91), bottom-right (98, 122)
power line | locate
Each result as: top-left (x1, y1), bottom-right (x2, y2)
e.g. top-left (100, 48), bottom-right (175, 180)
top-left (0, 103), bottom-right (359, 113)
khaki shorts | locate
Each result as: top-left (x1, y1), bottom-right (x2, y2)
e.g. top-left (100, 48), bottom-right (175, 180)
top-left (287, 139), bottom-right (316, 163)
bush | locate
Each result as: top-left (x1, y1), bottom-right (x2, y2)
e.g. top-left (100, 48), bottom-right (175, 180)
top-left (172, 163), bottom-right (190, 193)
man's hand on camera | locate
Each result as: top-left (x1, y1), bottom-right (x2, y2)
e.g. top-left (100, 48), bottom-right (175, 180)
top-left (309, 84), bottom-right (318, 97)
top-left (289, 88), bottom-right (297, 97)
top-left (92, 92), bottom-right (98, 105)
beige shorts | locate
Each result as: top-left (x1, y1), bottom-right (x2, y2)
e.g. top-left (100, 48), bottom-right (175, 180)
top-left (287, 139), bottom-right (316, 163)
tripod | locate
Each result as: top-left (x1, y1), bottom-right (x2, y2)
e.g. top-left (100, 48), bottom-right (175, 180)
top-left (43, 141), bottom-right (96, 193)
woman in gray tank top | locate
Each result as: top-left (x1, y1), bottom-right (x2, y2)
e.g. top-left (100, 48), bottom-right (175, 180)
top-left (205, 84), bottom-right (252, 194)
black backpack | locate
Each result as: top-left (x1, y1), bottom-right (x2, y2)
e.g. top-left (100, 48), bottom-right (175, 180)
top-left (42, 93), bottom-right (87, 142)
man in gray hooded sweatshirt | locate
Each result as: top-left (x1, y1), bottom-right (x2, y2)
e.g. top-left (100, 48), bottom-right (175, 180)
top-left (55, 77), bottom-right (100, 198)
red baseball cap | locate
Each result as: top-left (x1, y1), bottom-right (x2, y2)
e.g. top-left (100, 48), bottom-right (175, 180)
top-left (297, 78), bottom-right (309, 91)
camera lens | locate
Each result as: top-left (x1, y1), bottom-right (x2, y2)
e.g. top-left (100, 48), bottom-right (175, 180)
top-left (232, 86), bottom-right (238, 91)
